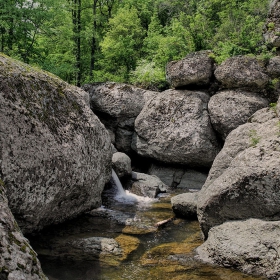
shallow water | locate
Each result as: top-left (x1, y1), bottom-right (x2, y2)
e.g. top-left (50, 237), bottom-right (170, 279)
top-left (29, 186), bottom-right (266, 280)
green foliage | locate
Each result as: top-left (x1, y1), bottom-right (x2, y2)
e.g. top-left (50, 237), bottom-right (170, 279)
top-left (98, 6), bottom-right (144, 81)
top-left (0, 0), bottom-right (271, 86)
top-left (129, 60), bottom-right (167, 90)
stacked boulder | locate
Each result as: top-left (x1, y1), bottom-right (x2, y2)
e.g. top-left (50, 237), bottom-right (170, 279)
top-left (164, 52), bottom-right (280, 278)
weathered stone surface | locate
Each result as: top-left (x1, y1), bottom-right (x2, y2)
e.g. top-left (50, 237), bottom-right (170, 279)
top-left (82, 83), bottom-right (158, 154)
top-left (263, 0), bottom-right (280, 48)
top-left (132, 89), bottom-right (220, 167)
top-left (0, 54), bottom-right (112, 233)
top-left (171, 192), bottom-right (198, 219)
top-left (82, 82), bottom-right (146, 118)
top-left (130, 172), bottom-right (168, 198)
top-left (148, 163), bottom-right (207, 190)
top-left (0, 185), bottom-right (47, 279)
top-left (214, 56), bottom-right (269, 90)
top-left (112, 152), bottom-right (132, 178)
top-left (267, 56), bottom-right (280, 78)
top-left (208, 90), bottom-right (269, 140)
top-left (196, 219), bottom-right (280, 280)
top-left (166, 50), bottom-right (214, 88)
top-left (197, 108), bottom-right (280, 238)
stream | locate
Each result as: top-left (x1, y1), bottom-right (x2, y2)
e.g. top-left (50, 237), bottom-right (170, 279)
top-left (28, 180), bottom-right (266, 280)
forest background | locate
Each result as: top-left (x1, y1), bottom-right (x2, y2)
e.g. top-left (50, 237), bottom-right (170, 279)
top-left (0, 0), bottom-right (272, 89)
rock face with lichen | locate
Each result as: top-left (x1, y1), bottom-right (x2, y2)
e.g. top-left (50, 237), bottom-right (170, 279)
top-left (197, 108), bottom-right (280, 239)
top-left (166, 50), bottom-right (214, 88)
top-left (82, 82), bottom-right (156, 154)
top-left (0, 54), bottom-right (112, 234)
top-left (132, 89), bottom-right (220, 167)
top-left (0, 185), bottom-right (47, 279)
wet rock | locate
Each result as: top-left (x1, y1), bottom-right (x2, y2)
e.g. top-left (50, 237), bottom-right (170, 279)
top-left (132, 89), bottom-right (220, 167)
top-left (196, 219), bottom-right (280, 279)
top-left (197, 108), bottom-right (280, 238)
top-left (112, 152), bottom-right (132, 179)
top-left (263, 0), bottom-right (280, 48)
top-left (166, 50), bottom-right (214, 88)
top-left (130, 172), bottom-right (168, 198)
top-left (214, 56), bottom-right (269, 91)
top-left (171, 192), bottom-right (198, 219)
top-left (208, 90), bottom-right (269, 140)
top-left (148, 164), bottom-right (207, 190)
top-left (0, 185), bottom-right (47, 279)
top-left (0, 54), bottom-right (112, 233)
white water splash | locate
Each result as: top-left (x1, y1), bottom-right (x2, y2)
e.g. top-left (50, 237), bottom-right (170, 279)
top-left (111, 169), bottom-right (156, 206)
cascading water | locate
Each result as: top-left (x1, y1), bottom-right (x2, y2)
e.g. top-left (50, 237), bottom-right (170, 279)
top-left (111, 169), bottom-right (154, 205)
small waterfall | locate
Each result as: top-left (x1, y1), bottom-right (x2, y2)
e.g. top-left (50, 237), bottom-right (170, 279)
top-left (111, 169), bottom-right (127, 197)
top-left (111, 169), bottom-right (155, 205)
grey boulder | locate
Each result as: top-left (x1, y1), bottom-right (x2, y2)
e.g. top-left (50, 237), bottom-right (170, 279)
top-left (197, 108), bottom-right (280, 238)
top-left (214, 56), bottom-right (269, 90)
top-left (208, 90), bottom-right (269, 140)
top-left (132, 89), bottom-right (220, 167)
top-left (171, 192), bottom-right (198, 219)
top-left (130, 172), bottom-right (168, 198)
top-left (148, 163), bottom-right (207, 190)
top-left (166, 50), bottom-right (214, 88)
top-left (112, 152), bottom-right (132, 178)
top-left (196, 219), bottom-right (280, 280)
top-left (0, 54), bottom-right (112, 233)
top-left (0, 185), bottom-right (47, 279)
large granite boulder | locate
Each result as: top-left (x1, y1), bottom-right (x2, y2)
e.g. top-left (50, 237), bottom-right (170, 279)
top-left (196, 219), bottom-right (280, 279)
top-left (214, 56), bottom-right (269, 91)
top-left (208, 90), bottom-right (269, 140)
top-left (0, 54), bottom-right (112, 233)
top-left (197, 107), bottom-right (280, 238)
top-left (148, 163), bottom-right (207, 190)
top-left (82, 82), bottom-right (157, 154)
top-left (263, 0), bottom-right (280, 48)
top-left (166, 50), bottom-right (214, 88)
top-left (132, 89), bottom-right (220, 167)
top-left (0, 185), bottom-right (47, 279)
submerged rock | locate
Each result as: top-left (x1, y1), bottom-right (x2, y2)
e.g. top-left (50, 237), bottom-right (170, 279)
top-left (208, 90), bottom-right (268, 140)
top-left (197, 108), bottom-right (280, 238)
top-left (0, 54), bottom-right (112, 233)
top-left (196, 219), bottom-right (280, 279)
top-left (0, 185), bottom-right (47, 279)
top-left (132, 89), bottom-right (220, 167)
top-left (166, 50), bottom-right (214, 88)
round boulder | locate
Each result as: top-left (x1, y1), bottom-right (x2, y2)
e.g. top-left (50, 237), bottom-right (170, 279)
top-left (132, 89), bottom-right (220, 167)
top-left (166, 50), bottom-right (214, 88)
top-left (208, 90), bottom-right (269, 140)
top-left (112, 152), bottom-right (132, 179)
top-left (214, 56), bottom-right (269, 90)
top-left (196, 219), bottom-right (280, 279)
